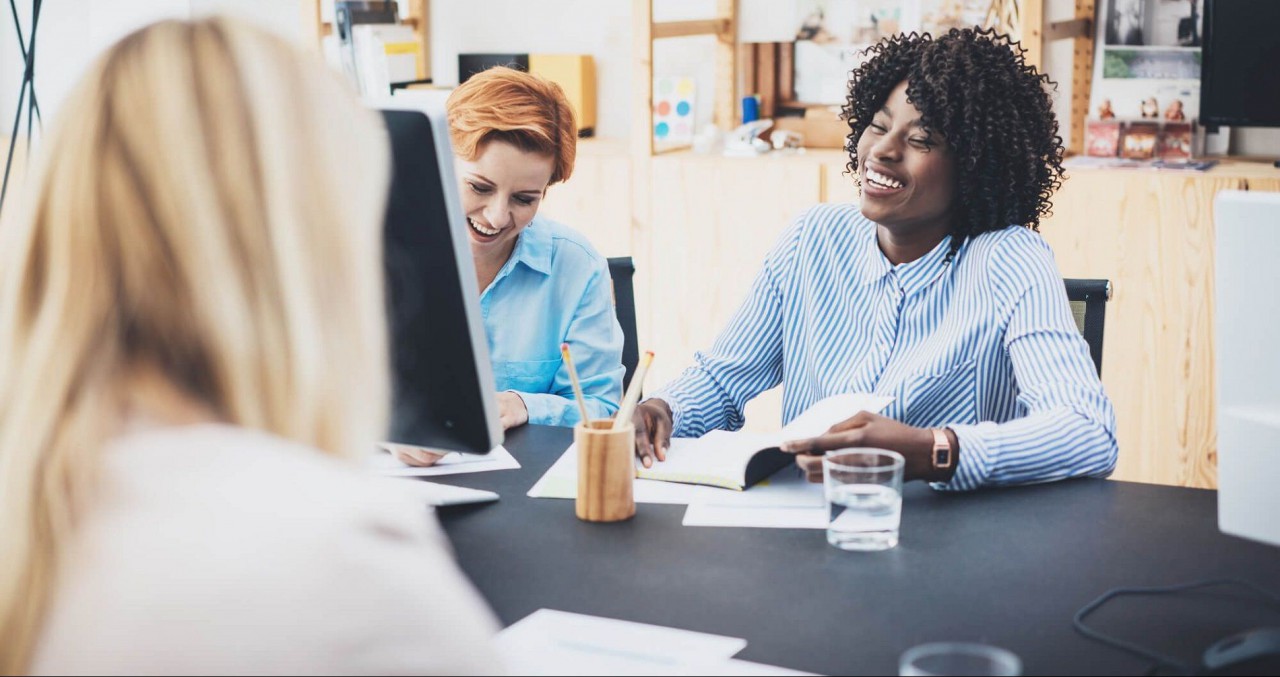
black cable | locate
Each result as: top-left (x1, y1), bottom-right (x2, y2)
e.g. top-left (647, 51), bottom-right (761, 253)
top-left (1073, 578), bottom-right (1280, 676)
top-left (24, 0), bottom-right (41, 154)
top-left (5, 0), bottom-right (39, 126)
top-left (1, 0), bottom-right (40, 217)
top-left (1, 69), bottom-right (31, 215)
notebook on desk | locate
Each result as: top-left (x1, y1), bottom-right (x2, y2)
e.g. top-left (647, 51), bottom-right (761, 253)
top-left (638, 393), bottom-right (893, 491)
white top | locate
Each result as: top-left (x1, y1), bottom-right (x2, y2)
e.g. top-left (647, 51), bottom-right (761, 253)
top-left (30, 424), bottom-right (502, 675)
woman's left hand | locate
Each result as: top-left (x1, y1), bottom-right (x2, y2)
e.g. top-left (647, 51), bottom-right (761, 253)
top-left (780, 411), bottom-right (934, 483)
top-left (496, 391), bottom-right (529, 430)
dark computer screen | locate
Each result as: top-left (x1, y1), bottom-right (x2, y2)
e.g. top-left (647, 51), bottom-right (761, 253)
top-left (1200, 0), bottom-right (1280, 128)
top-left (379, 106), bottom-right (501, 454)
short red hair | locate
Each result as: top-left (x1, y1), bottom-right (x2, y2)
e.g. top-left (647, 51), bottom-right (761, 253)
top-left (446, 66), bottom-right (576, 185)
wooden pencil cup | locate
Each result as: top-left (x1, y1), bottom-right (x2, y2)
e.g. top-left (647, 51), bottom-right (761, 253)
top-left (575, 419), bottom-right (636, 522)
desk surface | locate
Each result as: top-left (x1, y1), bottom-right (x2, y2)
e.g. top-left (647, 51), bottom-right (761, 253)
top-left (432, 425), bottom-right (1280, 676)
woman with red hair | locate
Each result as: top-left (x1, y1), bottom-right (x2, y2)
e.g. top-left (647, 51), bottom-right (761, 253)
top-left (392, 67), bottom-right (623, 466)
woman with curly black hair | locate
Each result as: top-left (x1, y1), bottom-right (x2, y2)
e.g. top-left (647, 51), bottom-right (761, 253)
top-left (628, 28), bottom-right (1117, 493)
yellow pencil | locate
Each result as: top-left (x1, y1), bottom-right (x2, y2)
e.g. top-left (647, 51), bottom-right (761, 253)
top-left (613, 350), bottom-right (655, 430)
top-left (561, 342), bottom-right (592, 425)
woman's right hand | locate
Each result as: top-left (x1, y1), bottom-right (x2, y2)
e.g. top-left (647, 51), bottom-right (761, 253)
top-left (632, 399), bottom-right (673, 468)
top-left (384, 443), bottom-right (446, 468)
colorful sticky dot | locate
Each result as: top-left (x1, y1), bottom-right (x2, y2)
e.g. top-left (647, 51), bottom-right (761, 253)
top-left (655, 121), bottom-right (670, 138)
top-left (659, 79), bottom-right (674, 95)
top-left (676, 101), bottom-right (691, 117)
top-left (677, 78), bottom-right (694, 95)
top-left (656, 101), bottom-right (671, 116)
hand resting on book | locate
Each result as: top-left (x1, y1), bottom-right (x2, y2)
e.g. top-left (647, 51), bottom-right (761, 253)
top-left (781, 411), bottom-right (958, 483)
top-left (630, 398), bottom-right (674, 468)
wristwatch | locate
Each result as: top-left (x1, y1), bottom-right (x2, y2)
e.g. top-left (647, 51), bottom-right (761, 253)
top-left (931, 428), bottom-right (954, 470)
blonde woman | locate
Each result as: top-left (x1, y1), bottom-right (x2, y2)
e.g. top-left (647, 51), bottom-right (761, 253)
top-left (0, 17), bottom-right (498, 675)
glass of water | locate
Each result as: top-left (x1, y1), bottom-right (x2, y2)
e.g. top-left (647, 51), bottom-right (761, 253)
top-left (823, 448), bottom-right (904, 551)
top-left (899, 642), bottom-right (1022, 676)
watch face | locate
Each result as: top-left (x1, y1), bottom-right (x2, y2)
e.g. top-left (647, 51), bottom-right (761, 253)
top-left (934, 448), bottom-right (951, 467)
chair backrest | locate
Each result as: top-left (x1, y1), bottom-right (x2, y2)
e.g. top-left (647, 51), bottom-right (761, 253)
top-left (607, 257), bottom-right (641, 393)
top-left (1063, 278), bottom-right (1111, 376)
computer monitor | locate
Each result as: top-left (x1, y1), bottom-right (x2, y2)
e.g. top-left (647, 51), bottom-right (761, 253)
top-left (1200, 0), bottom-right (1280, 129)
top-left (1214, 190), bottom-right (1280, 548)
top-left (376, 101), bottom-right (502, 455)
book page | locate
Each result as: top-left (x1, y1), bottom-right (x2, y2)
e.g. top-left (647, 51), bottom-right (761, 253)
top-left (636, 393), bottom-right (893, 489)
top-left (636, 430), bottom-right (779, 489)
top-left (779, 393), bottom-right (894, 440)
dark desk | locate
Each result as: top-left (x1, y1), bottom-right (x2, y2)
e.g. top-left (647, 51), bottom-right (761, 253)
top-left (433, 425), bottom-right (1280, 676)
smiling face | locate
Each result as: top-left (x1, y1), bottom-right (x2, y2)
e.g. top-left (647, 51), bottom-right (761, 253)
top-left (456, 139), bottom-right (554, 265)
top-left (855, 80), bottom-right (957, 242)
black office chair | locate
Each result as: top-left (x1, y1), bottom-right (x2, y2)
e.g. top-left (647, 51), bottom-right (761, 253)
top-left (607, 257), bottom-right (641, 393)
top-left (1063, 278), bottom-right (1111, 376)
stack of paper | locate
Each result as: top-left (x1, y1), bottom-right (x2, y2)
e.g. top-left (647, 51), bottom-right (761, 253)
top-left (352, 24), bottom-right (418, 96)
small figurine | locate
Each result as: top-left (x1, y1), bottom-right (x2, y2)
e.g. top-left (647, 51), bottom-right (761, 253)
top-left (795, 9), bottom-right (837, 43)
top-left (1164, 99), bottom-right (1186, 121)
top-left (1140, 97), bottom-right (1159, 119)
top-left (1097, 99), bottom-right (1116, 120)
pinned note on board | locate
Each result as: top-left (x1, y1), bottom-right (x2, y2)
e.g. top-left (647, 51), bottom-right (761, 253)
top-left (654, 76), bottom-right (695, 145)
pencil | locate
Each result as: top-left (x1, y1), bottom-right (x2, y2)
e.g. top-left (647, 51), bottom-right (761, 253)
top-left (561, 342), bottom-right (592, 426)
top-left (613, 350), bottom-right (654, 430)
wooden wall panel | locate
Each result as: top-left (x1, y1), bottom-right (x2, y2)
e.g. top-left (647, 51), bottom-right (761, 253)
top-left (647, 154), bottom-right (822, 431)
top-left (822, 158), bottom-right (857, 203)
top-left (1041, 168), bottom-right (1261, 488)
top-left (539, 140), bottom-right (633, 257)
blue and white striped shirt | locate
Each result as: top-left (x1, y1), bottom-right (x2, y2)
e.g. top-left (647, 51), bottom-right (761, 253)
top-left (650, 204), bottom-right (1118, 491)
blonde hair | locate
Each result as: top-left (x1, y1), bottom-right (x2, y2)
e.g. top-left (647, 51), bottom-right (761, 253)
top-left (0, 17), bottom-right (391, 672)
top-left (446, 66), bottom-right (577, 185)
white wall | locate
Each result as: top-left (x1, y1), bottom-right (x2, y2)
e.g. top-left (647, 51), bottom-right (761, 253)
top-left (2, 1), bottom-right (188, 136)
top-left (430, 0), bottom-right (635, 139)
top-left (0, 0), bottom-right (303, 139)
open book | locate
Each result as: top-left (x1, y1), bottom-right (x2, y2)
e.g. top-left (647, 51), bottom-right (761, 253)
top-left (637, 393), bottom-right (894, 491)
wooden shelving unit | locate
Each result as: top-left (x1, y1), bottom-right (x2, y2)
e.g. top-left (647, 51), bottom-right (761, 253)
top-left (632, 0), bottom-right (738, 158)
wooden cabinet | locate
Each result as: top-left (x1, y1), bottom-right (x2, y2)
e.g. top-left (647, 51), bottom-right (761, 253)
top-left (1040, 163), bottom-right (1280, 488)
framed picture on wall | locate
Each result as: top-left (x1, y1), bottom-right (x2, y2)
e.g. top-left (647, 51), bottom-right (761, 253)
top-left (1091, 0), bottom-right (1203, 131)
top-left (1105, 0), bottom-right (1201, 47)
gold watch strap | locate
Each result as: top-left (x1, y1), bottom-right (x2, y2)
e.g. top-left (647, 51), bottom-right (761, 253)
top-left (931, 428), bottom-right (953, 470)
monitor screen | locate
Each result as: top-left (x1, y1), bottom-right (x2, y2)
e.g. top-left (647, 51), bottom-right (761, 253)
top-left (1200, 0), bottom-right (1280, 128)
top-left (377, 103), bottom-right (501, 455)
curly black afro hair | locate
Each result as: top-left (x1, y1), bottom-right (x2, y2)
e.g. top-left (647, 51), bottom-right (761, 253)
top-left (842, 27), bottom-right (1066, 260)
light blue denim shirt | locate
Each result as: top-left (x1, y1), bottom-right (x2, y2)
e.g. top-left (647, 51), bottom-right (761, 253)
top-left (482, 215), bottom-right (624, 427)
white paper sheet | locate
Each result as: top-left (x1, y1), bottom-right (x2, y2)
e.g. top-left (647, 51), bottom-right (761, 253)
top-left (778, 393), bottom-right (895, 440)
top-left (368, 444), bottom-right (519, 477)
top-left (496, 609), bottom-right (748, 676)
top-left (686, 658), bottom-right (819, 676)
top-left (682, 504), bottom-right (828, 529)
top-left (388, 479), bottom-right (500, 507)
top-left (526, 445), bottom-right (736, 504)
top-left (682, 468), bottom-right (827, 529)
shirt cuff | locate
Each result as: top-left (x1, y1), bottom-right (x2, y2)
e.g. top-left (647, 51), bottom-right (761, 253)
top-left (513, 391), bottom-right (566, 427)
top-left (645, 388), bottom-right (687, 438)
top-left (931, 422), bottom-right (998, 492)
